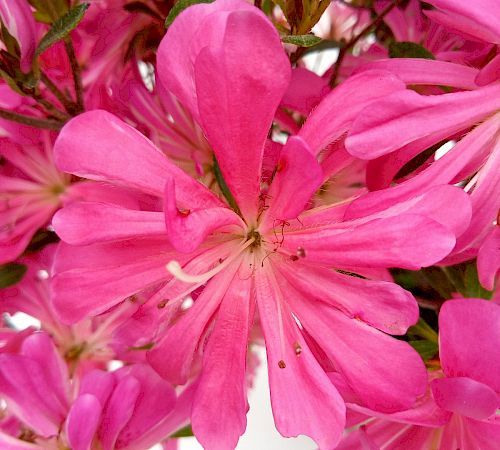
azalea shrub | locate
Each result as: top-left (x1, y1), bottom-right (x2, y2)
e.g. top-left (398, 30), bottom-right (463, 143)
top-left (0, 0), bottom-right (498, 449)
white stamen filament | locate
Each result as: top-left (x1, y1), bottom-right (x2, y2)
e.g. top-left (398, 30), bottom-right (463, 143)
top-left (166, 237), bottom-right (256, 284)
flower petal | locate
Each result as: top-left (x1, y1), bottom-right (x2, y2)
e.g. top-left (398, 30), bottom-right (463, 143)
top-left (66, 394), bottom-right (102, 450)
top-left (194, 9), bottom-right (291, 221)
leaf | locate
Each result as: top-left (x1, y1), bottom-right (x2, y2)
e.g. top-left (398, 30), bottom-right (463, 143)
top-left (389, 41), bottom-right (435, 60)
top-left (170, 424), bottom-right (194, 438)
top-left (281, 34), bottom-right (322, 47)
top-left (409, 340), bottom-right (439, 361)
top-left (23, 230), bottom-right (59, 254)
top-left (407, 318), bottom-right (438, 343)
top-left (165, 0), bottom-right (214, 28)
top-left (213, 155), bottom-right (241, 216)
top-left (0, 263), bottom-right (27, 288)
top-left (463, 262), bottom-right (493, 299)
top-left (35, 3), bottom-right (90, 56)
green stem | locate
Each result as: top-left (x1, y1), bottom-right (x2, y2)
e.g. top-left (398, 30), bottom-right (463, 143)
top-left (0, 107), bottom-right (64, 130)
top-left (213, 156), bottom-right (241, 216)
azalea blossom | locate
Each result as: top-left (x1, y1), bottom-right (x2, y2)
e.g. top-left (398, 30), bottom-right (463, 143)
top-left (337, 298), bottom-right (500, 450)
top-left (49, 1), bottom-right (474, 448)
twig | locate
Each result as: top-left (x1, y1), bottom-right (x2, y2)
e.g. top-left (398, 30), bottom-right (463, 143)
top-left (40, 71), bottom-right (77, 114)
top-left (64, 37), bottom-right (84, 112)
top-left (329, 0), bottom-right (401, 87)
top-left (0, 108), bottom-right (65, 130)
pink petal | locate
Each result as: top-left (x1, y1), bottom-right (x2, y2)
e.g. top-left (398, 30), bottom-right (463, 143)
top-left (299, 70), bottom-right (405, 155)
top-left (278, 263), bottom-right (418, 335)
top-left (0, 431), bottom-right (42, 450)
top-left (66, 394), bottom-right (102, 450)
top-left (255, 270), bottom-right (346, 449)
top-left (191, 272), bottom-right (252, 450)
top-left (439, 299), bottom-right (500, 393)
top-left (79, 370), bottom-right (115, 406)
top-left (0, 0), bottom-right (37, 72)
top-left (354, 59), bottom-right (480, 90)
top-left (157, 0), bottom-right (255, 119)
top-left (477, 227), bottom-right (500, 291)
top-left (263, 136), bottom-right (323, 226)
top-left (148, 261), bottom-right (239, 385)
top-left (291, 298), bottom-right (427, 413)
top-left (99, 375), bottom-right (140, 450)
top-left (431, 377), bottom-right (499, 420)
top-left (54, 111), bottom-right (221, 207)
top-left (476, 53), bottom-right (500, 86)
top-left (282, 214), bottom-right (456, 269)
top-left (280, 67), bottom-right (328, 115)
top-left (114, 364), bottom-right (176, 448)
top-left (52, 239), bottom-right (177, 323)
top-left (194, 9), bottom-right (291, 221)
top-left (53, 202), bottom-right (167, 245)
top-left (346, 83), bottom-right (500, 159)
top-left (163, 177), bottom-right (242, 253)
top-left (21, 333), bottom-right (69, 414)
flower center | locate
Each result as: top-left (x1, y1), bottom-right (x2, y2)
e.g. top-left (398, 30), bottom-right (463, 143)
top-left (246, 228), bottom-right (262, 250)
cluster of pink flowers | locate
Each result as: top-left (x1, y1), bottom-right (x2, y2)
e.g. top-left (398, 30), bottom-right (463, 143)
top-left (0, 0), bottom-right (498, 449)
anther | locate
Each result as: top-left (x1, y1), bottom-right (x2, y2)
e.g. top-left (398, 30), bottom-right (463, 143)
top-left (157, 300), bottom-right (168, 309)
top-left (296, 247), bottom-right (306, 258)
top-left (289, 255), bottom-right (299, 261)
top-left (294, 342), bottom-right (302, 356)
top-left (177, 208), bottom-right (191, 217)
top-left (278, 360), bottom-right (286, 369)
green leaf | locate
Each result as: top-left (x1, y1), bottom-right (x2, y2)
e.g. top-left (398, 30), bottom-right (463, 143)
top-left (28, 0), bottom-right (69, 22)
top-left (407, 318), bottom-right (438, 343)
top-left (36, 3), bottom-right (90, 56)
top-left (281, 34), bottom-right (322, 47)
top-left (213, 155), bottom-right (241, 216)
top-left (463, 262), bottom-right (493, 299)
top-left (409, 340), bottom-right (439, 361)
top-left (389, 41), bottom-right (435, 60)
top-left (24, 230), bottom-right (59, 254)
top-left (0, 263), bottom-right (27, 288)
top-left (170, 424), bottom-right (194, 438)
top-left (165, 0), bottom-right (214, 28)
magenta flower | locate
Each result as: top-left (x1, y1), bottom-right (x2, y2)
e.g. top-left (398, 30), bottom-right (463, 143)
top-left (337, 298), bottom-right (500, 449)
top-left (51, 1), bottom-right (471, 448)
top-left (0, 332), bottom-right (178, 450)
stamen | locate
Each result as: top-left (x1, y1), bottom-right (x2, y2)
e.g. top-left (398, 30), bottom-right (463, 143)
top-left (166, 238), bottom-right (255, 284)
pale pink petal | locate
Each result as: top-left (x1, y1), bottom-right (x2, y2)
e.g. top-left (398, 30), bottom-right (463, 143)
top-left (263, 136), bottom-right (323, 226)
top-left (66, 394), bottom-right (102, 450)
top-left (278, 263), bottom-right (418, 335)
top-left (54, 111), bottom-right (221, 207)
top-left (299, 70), bottom-right (405, 155)
top-left (282, 214), bottom-right (456, 269)
top-left (148, 262), bottom-right (239, 385)
top-left (477, 227), bottom-right (499, 290)
top-left (53, 202), bottom-right (167, 245)
top-left (354, 59), bottom-right (480, 89)
top-left (255, 270), bottom-right (346, 449)
top-left (291, 298), bottom-right (427, 413)
top-left (346, 84), bottom-right (500, 159)
top-left (99, 375), bottom-right (140, 450)
top-left (194, 9), bottom-right (291, 221)
top-left (0, 431), bottom-right (42, 450)
top-left (431, 377), bottom-right (499, 420)
top-left (439, 299), bottom-right (500, 393)
top-left (191, 271), bottom-right (252, 450)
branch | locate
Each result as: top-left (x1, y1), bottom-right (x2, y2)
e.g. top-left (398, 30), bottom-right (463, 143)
top-left (0, 108), bottom-right (65, 130)
top-left (40, 71), bottom-right (78, 114)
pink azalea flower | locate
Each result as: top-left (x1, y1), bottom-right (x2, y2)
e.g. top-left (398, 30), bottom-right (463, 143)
top-left (337, 298), bottom-right (500, 449)
top-left (51, 1), bottom-right (471, 448)
top-left (0, 0), bottom-right (37, 73)
top-left (0, 331), bottom-right (179, 450)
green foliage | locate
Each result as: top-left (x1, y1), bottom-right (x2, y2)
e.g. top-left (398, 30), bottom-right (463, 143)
top-left (389, 41), bottom-right (435, 59)
top-left (165, 0), bottom-right (214, 28)
top-left (409, 340), bottom-right (439, 361)
top-left (281, 34), bottom-right (322, 47)
top-left (28, 0), bottom-right (70, 23)
top-left (170, 424), bottom-right (194, 438)
top-left (0, 263), bottom-right (27, 288)
top-left (407, 318), bottom-right (438, 343)
top-left (36, 3), bottom-right (90, 56)
top-left (213, 155), bottom-right (241, 216)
